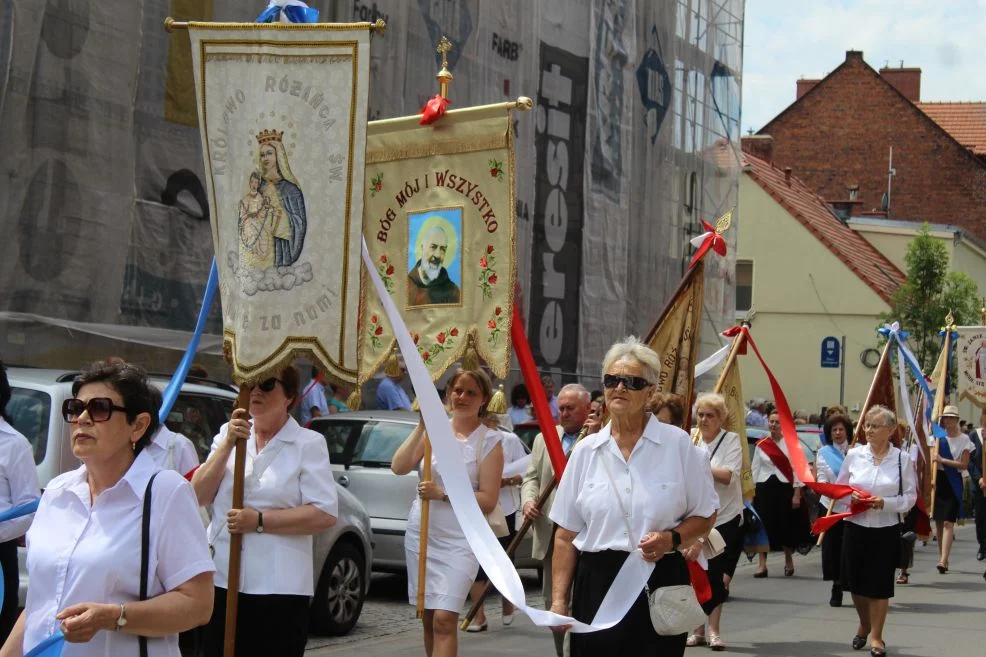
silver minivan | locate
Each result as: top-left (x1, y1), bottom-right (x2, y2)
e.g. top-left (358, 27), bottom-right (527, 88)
top-left (5, 367), bottom-right (372, 636)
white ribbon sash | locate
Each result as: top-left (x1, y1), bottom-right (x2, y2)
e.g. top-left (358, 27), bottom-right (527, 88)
top-left (361, 238), bottom-right (650, 632)
top-left (694, 339), bottom-right (733, 379)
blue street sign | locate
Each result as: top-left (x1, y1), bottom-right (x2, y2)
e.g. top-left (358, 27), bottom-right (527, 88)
top-left (821, 336), bottom-right (840, 368)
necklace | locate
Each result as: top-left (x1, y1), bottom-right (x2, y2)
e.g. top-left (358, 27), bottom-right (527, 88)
top-left (870, 444), bottom-right (890, 463)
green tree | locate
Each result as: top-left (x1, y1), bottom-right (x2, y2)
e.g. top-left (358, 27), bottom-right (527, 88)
top-left (885, 224), bottom-right (980, 371)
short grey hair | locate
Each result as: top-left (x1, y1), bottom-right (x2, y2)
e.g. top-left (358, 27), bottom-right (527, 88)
top-left (558, 383), bottom-right (591, 404)
top-left (695, 392), bottom-right (729, 423)
top-left (600, 336), bottom-right (661, 384)
top-left (865, 404), bottom-right (896, 428)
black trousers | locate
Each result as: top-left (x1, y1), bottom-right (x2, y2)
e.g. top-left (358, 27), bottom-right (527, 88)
top-left (0, 540), bottom-right (18, 646)
top-left (201, 587), bottom-right (310, 657)
top-left (973, 486), bottom-right (986, 549)
top-left (570, 550), bottom-right (688, 657)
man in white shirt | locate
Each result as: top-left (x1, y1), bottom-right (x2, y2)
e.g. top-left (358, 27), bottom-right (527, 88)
top-left (521, 384), bottom-right (595, 657)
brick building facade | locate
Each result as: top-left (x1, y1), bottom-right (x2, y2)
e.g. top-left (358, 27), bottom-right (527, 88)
top-left (758, 51), bottom-right (986, 240)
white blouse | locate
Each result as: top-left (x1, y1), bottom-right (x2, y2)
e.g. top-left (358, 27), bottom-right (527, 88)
top-left (836, 444), bottom-right (917, 528)
top-left (499, 431), bottom-right (528, 516)
top-left (937, 433), bottom-right (973, 471)
top-left (550, 415), bottom-right (718, 552)
top-left (815, 446), bottom-right (850, 513)
top-left (751, 437), bottom-right (804, 486)
top-left (0, 418), bottom-right (40, 543)
top-left (23, 451), bottom-right (214, 657)
top-left (696, 430), bottom-right (743, 525)
top-left (207, 417), bottom-right (338, 596)
top-left (145, 425), bottom-right (200, 477)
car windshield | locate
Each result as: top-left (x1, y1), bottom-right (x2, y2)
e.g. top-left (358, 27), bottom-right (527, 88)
top-left (7, 387), bottom-right (50, 465)
top-left (350, 421), bottom-right (414, 466)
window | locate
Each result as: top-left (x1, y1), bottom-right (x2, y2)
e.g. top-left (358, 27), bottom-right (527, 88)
top-left (350, 421), bottom-right (415, 466)
top-left (736, 260), bottom-right (753, 312)
top-left (312, 420), bottom-right (362, 462)
top-left (7, 388), bottom-right (50, 465)
top-left (170, 393), bottom-right (235, 463)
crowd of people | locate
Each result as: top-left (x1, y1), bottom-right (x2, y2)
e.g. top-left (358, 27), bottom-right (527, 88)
top-left (0, 343), bottom-right (982, 657)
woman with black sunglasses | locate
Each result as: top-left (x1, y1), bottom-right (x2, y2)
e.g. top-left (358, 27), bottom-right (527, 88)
top-left (548, 337), bottom-right (718, 657)
top-left (192, 365), bottom-right (337, 657)
top-left (3, 361), bottom-right (215, 657)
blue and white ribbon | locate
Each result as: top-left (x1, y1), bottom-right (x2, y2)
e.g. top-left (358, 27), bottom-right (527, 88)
top-left (0, 497), bottom-right (40, 611)
top-left (256, 0), bottom-right (319, 24)
top-left (158, 258), bottom-right (218, 424)
top-left (24, 630), bottom-right (64, 657)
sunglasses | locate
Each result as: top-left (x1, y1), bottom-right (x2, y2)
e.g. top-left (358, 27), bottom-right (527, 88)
top-left (62, 398), bottom-right (128, 423)
top-left (257, 378), bottom-right (283, 393)
top-left (602, 374), bottom-right (652, 391)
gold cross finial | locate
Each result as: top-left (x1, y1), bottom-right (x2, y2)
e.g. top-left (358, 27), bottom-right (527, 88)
top-left (435, 36), bottom-right (454, 99)
top-left (980, 296), bottom-right (985, 325)
top-left (714, 208), bottom-right (734, 234)
top-left (943, 310), bottom-right (956, 332)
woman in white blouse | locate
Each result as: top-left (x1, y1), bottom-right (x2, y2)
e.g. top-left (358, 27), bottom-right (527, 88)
top-left (0, 362), bottom-right (41, 646)
top-left (192, 365), bottom-right (338, 657)
top-left (932, 405), bottom-right (972, 574)
top-left (549, 337), bottom-right (718, 657)
top-left (1, 361), bottom-right (215, 657)
top-left (815, 414), bottom-right (852, 606)
top-left (391, 368), bottom-right (504, 657)
top-left (836, 405), bottom-right (916, 657)
top-left (684, 393), bottom-right (743, 652)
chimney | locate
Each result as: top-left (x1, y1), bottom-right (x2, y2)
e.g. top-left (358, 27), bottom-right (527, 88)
top-left (784, 167), bottom-right (792, 186)
top-left (741, 135), bottom-right (774, 163)
top-left (796, 78), bottom-right (821, 100)
top-left (880, 64), bottom-right (921, 102)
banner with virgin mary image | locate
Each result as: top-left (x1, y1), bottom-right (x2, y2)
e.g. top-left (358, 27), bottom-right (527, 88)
top-left (360, 105), bottom-right (519, 383)
top-left (956, 326), bottom-right (986, 408)
top-left (188, 22), bottom-right (371, 384)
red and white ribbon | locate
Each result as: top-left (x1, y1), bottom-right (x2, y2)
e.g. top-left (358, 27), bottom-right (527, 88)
top-left (688, 220), bottom-right (727, 269)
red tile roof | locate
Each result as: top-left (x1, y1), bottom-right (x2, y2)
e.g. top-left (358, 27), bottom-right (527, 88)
top-left (742, 151), bottom-right (906, 303)
top-left (917, 102), bottom-right (986, 155)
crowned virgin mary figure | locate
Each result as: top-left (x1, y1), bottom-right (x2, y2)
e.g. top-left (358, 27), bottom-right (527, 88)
top-left (256, 129), bottom-right (307, 267)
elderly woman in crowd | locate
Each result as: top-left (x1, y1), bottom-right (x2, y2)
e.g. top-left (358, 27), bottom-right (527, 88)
top-left (684, 393), bottom-right (744, 651)
top-left (392, 368), bottom-right (504, 657)
top-left (1, 361), bottom-right (215, 657)
top-left (837, 405), bottom-right (916, 657)
top-left (815, 414), bottom-right (853, 606)
top-left (650, 392), bottom-right (685, 428)
top-left (932, 405), bottom-right (973, 574)
top-left (193, 365), bottom-right (338, 657)
top-left (549, 337), bottom-right (718, 657)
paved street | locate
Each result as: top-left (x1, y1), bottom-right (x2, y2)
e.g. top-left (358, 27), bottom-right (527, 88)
top-left (306, 529), bottom-right (985, 656)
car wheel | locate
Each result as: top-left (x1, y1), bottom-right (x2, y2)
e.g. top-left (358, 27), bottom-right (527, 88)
top-left (311, 540), bottom-right (365, 636)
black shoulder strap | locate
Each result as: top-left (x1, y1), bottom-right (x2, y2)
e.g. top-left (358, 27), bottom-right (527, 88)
top-left (709, 430), bottom-right (728, 461)
top-left (897, 451), bottom-right (903, 525)
top-left (140, 471), bottom-right (160, 657)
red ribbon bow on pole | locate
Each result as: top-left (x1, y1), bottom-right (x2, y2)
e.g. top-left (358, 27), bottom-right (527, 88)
top-left (688, 219), bottom-right (728, 269)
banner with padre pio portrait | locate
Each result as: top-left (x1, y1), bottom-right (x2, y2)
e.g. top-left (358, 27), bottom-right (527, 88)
top-left (188, 23), bottom-right (371, 384)
top-left (360, 106), bottom-right (517, 382)
top-left (956, 326), bottom-right (986, 408)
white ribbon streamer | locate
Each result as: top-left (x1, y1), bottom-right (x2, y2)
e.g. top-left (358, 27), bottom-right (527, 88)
top-left (361, 238), bottom-right (651, 632)
top-left (694, 339), bottom-right (734, 379)
top-left (502, 454), bottom-right (531, 479)
top-left (689, 230), bottom-right (713, 250)
top-left (883, 323), bottom-right (927, 462)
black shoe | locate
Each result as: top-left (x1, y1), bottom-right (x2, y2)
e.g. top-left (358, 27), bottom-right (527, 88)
top-left (977, 547), bottom-right (985, 561)
top-left (830, 585), bottom-right (843, 607)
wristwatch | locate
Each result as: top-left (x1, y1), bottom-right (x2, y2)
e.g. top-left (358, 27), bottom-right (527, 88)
top-left (670, 530), bottom-right (682, 549)
top-left (114, 603), bottom-right (128, 631)
top-left (256, 511), bottom-right (264, 534)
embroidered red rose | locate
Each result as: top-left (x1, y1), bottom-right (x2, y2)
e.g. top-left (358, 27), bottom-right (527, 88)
top-left (450, 328), bottom-right (459, 337)
top-left (479, 257), bottom-right (488, 268)
top-left (488, 320), bottom-right (497, 329)
top-left (413, 333), bottom-right (420, 345)
top-left (490, 167), bottom-right (499, 177)
top-left (379, 255), bottom-right (387, 263)
top-left (487, 245), bottom-right (494, 254)
top-left (370, 315), bottom-right (378, 324)
top-left (422, 351), bottom-right (431, 361)
top-left (386, 264), bottom-right (395, 275)
top-left (488, 274), bottom-right (498, 285)
top-left (374, 326), bottom-right (383, 336)
top-left (495, 307), bottom-right (502, 316)
top-left (375, 181), bottom-right (382, 191)
top-left (436, 332), bottom-right (446, 344)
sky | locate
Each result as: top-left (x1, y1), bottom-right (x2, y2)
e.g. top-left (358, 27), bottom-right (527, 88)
top-left (741, 0), bottom-right (986, 133)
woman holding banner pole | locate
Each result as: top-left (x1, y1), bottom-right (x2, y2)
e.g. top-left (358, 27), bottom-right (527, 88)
top-left (751, 411), bottom-right (803, 577)
top-left (816, 414), bottom-right (852, 606)
top-left (193, 365), bottom-right (338, 657)
top-left (392, 368), bottom-right (504, 657)
top-left (932, 406), bottom-right (972, 574)
top-left (548, 338), bottom-right (718, 657)
top-left (837, 405), bottom-right (916, 656)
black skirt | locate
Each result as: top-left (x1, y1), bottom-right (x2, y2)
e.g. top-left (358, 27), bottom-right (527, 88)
top-left (840, 522), bottom-right (901, 599)
top-left (570, 550), bottom-right (689, 657)
top-left (755, 477), bottom-right (796, 551)
top-left (818, 502), bottom-right (845, 582)
top-left (933, 473), bottom-right (961, 522)
top-left (705, 515), bottom-right (742, 610)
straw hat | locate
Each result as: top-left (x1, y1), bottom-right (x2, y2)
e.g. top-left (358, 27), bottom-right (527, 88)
top-left (941, 405), bottom-right (961, 419)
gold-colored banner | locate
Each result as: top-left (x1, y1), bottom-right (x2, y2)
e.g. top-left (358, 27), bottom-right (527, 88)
top-left (359, 106), bottom-right (517, 383)
top-left (955, 326), bottom-right (986, 408)
top-left (717, 350), bottom-right (755, 500)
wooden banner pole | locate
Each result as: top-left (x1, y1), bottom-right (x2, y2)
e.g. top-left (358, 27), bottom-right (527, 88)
top-left (223, 386), bottom-right (251, 657)
top-left (416, 437), bottom-right (432, 618)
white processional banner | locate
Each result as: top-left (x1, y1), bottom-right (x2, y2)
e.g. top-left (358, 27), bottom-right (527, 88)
top-left (956, 326), bottom-right (986, 408)
top-left (189, 23), bottom-right (370, 384)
